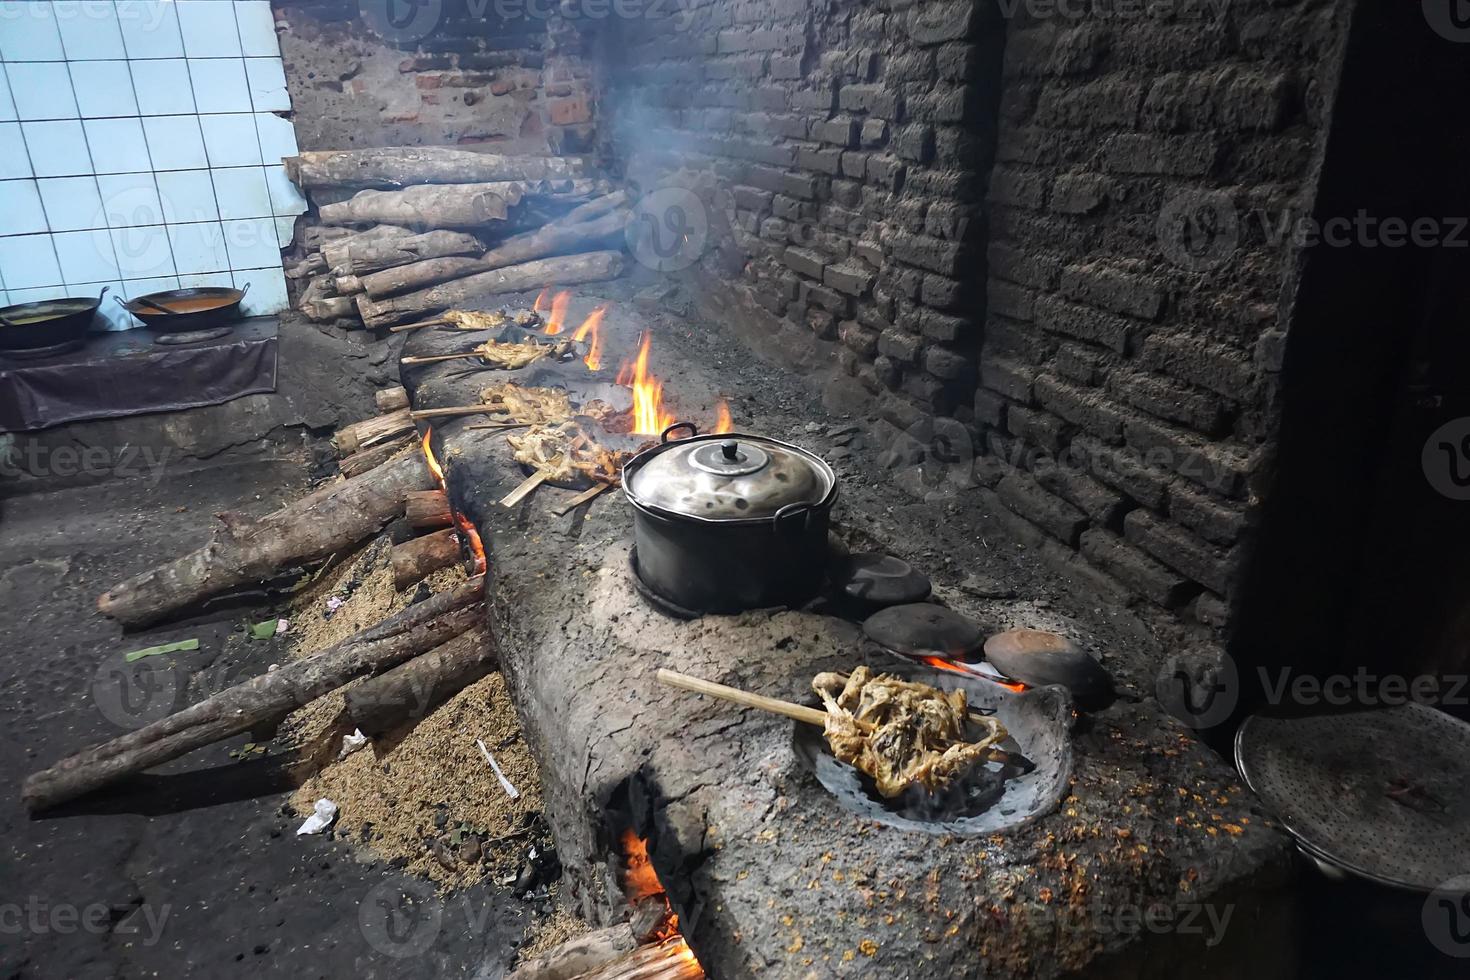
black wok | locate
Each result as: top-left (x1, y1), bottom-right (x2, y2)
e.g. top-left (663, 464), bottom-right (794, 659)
top-left (0, 286), bottom-right (108, 351)
top-left (117, 285), bottom-right (249, 332)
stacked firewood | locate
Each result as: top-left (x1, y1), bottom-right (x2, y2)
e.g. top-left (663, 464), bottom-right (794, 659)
top-left (283, 147), bottom-right (630, 330)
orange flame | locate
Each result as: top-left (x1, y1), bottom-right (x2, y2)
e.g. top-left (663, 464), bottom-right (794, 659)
top-left (921, 655), bottom-right (1028, 693)
top-left (422, 427), bottom-right (446, 490)
top-left (533, 286), bottom-right (551, 313)
top-left (617, 332), bottom-right (676, 435)
top-left (455, 512), bottom-right (488, 575)
top-left (620, 830), bottom-right (686, 945)
top-left (542, 290), bottom-right (572, 335)
top-left (712, 400), bottom-right (733, 434)
top-left (573, 304), bottom-right (606, 371)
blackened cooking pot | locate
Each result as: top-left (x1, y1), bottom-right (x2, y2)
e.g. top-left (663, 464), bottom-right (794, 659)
top-left (0, 285), bottom-right (107, 351)
top-left (117, 285), bottom-right (249, 332)
top-left (623, 422), bottom-right (839, 614)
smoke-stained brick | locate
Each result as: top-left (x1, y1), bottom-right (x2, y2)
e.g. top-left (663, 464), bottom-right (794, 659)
top-left (1080, 529), bottom-right (1196, 607)
top-left (980, 357), bottom-right (1036, 403)
top-left (998, 472), bottom-right (1089, 546)
top-left (1103, 133), bottom-right (1218, 175)
top-left (1033, 295), bottom-right (1135, 353)
top-left (1123, 509), bottom-right (1237, 596)
top-left (1035, 374), bottom-right (1128, 443)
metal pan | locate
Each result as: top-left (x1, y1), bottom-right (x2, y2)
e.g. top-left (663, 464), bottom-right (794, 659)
top-left (0, 285), bottom-right (108, 351)
top-left (117, 285), bottom-right (249, 332)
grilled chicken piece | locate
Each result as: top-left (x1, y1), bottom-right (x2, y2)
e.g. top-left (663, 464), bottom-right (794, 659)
top-left (442, 309), bottom-right (509, 331)
top-left (813, 666), bottom-right (1007, 798)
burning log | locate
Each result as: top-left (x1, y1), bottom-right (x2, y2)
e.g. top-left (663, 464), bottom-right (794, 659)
top-left (405, 489), bottom-right (452, 529)
top-left (318, 181), bottom-right (529, 228)
top-left (328, 229), bottom-right (485, 277)
top-left (567, 938), bottom-right (703, 980)
top-left (96, 453), bottom-right (434, 628)
top-left (335, 408), bottom-right (414, 457)
top-left (355, 209), bottom-right (629, 300)
top-left (357, 251), bottom-right (627, 330)
top-left (27, 578), bottom-right (484, 811)
top-left (375, 386), bottom-right (410, 412)
top-left (391, 527), bottom-right (462, 590)
top-left (341, 628), bottom-right (496, 737)
top-left (285, 147), bottom-right (583, 190)
top-left (339, 432), bottom-right (413, 478)
top-left (507, 923), bottom-right (640, 980)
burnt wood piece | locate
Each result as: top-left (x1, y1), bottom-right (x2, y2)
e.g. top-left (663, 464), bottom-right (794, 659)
top-left (339, 432), bottom-right (414, 479)
top-left (391, 527), bottom-right (462, 590)
top-left (507, 923), bottom-right (639, 980)
top-left (357, 208), bottom-right (629, 300)
top-left (342, 627), bottom-right (496, 737)
top-left (330, 230), bottom-right (485, 277)
top-left (562, 938), bottom-right (703, 980)
top-left (335, 408), bottom-right (414, 457)
top-left (300, 296), bottom-right (357, 323)
top-left (375, 386), bottom-right (410, 412)
top-left (405, 489), bottom-right (453, 529)
top-left (285, 147), bottom-right (583, 190)
top-left (319, 182), bottom-right (529, 228)
top-left (95, 453), bottom-right (433, 628)
top-left (27, 579), bottom-right (484, 811)
top-left (357, 251), bottom-right (626, 330)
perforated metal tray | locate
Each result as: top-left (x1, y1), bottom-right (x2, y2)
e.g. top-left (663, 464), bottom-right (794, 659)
top-left (1235, 703), bottom-right (1470, 891)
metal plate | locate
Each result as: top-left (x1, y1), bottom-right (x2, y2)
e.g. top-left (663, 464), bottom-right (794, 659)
top-left (793, 664), bottom-right (1074, 837)
top-left (1235, 704), bottom-right (1470, 891)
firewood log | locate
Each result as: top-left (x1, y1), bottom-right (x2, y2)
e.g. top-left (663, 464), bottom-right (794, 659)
top-left (285, 147), bottom-right (584, 190)
top-left (391, 527), bottom-right (461, 590)
top-left (320, 224), bottom-right (416, 268)
top-left (508, 924), bottom-right (639, 980)
top-left (339, 432), bottom-right (413, 478)
top-left (285, 252), bottom-right (327, 279)
top-left (358, 251), bottom-right (627, 329)
top-left (564, 938), bottom-right (703, 980)
top-left (27, 578), bottom-right (484, 811)
top-left (301, 296), bottom-right (358, 322)
top-left (405, 489), bottom-right (452, 529)
top-left (375, 386), bottom-right (410, 412)
top-left (357, 209), bottom-right (629, 300)
top-left (335, 408), bottom-right (414, 457)
top-left (318, 182), bottom-right (531, 229)
top-left (95, 453), bottom-right (434, 628)
top-left (341, 627), bottom-right (498, 736)
top-left (329, 230), bottom-right (485, 277)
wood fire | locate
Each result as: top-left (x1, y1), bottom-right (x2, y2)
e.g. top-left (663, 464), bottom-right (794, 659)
top-left (617, 332), bottom-right (676, 436)
top-left (620, 829), bottom-right (704, 976)
top-left (542, 289), bottom-right (573, 335)
top-left (422, 428), bottom-right (487, 574)
top-left (573, 304), bottom-right (607, 371)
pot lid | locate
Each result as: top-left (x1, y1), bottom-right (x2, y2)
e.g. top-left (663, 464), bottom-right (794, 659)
top-left (626, 433), bottom-right (834, 520)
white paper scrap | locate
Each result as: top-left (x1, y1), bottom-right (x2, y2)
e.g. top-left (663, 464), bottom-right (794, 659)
top-left (296, 798), bottom-right (338, 836)
top-left (339, 728), bottom-right (369, 759)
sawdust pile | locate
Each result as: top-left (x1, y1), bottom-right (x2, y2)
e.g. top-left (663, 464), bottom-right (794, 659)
top-left (518, 895), bottom-right (590, 958)
top-left (281, 537), bottom-right (545, 890)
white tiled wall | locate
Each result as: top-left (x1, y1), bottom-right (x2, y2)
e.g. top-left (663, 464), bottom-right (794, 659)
top-left (0, 1), bottom-right (305, 325)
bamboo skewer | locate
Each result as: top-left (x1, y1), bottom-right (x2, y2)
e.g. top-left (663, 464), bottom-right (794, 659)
top-left (552, 482), bottom-right (611, 516)
top-left (401, 351), bottom-right (482, 365)
top-left (500, 470), bottom-right (549, 507)
top-left (388, 317), bottom-right (450, 333)
top-left (655, 669), bottom-right (1025, 767)
top-left (411, 405), bottom-right (503, 420)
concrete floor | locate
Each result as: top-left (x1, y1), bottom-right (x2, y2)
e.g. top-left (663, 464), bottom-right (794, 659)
top-left (0, 461), bottom-right (526, 979)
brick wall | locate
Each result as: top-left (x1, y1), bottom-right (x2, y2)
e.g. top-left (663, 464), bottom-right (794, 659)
top-left (272, 0), bottom-right (597, 153)
top-left (970, 0), bottom-right (1353, 633)
top-left (604, 0), bottom-right (1006, 424)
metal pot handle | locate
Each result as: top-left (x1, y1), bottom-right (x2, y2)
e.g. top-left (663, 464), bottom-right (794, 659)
top-left (772, 501), bottom-right (813, 537)
top-left (113, 295), bottom-right (133, 311)
top-left (238, 282), bottom-right (252, 297)
top-left (660, 421), bottom-right (698, 443)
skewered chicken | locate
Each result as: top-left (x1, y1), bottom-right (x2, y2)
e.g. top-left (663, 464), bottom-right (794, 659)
top-left (442, 309), bottom-right (510, 331)
top-left (508, 422), bottom-right (632, 486)
top-left (470, 338), bottom-right (575, 369)
top-left (812, 666), bottom-right (1008, 798)
top-left (479, 382), bottom-right (572, 424)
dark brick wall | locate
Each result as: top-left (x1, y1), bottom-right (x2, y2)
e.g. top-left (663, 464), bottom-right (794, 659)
top-left (603, 0), bottom-right (1006, 425)
top-left (274, 1), bottom-right (597, 153)
top-left (971, 0), bottom-right (1353, 632)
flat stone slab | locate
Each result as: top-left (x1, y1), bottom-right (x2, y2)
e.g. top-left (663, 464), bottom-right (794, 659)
top-left (401, 288), bottom-right (1296, 979)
